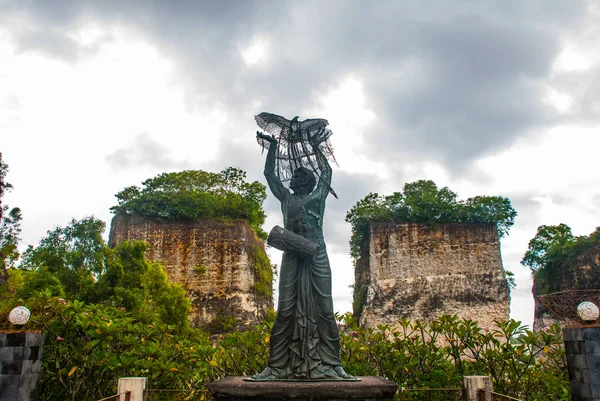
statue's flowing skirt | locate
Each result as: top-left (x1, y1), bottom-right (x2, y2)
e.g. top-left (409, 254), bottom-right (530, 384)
top-left (268, 247), bottom-right (341, 379)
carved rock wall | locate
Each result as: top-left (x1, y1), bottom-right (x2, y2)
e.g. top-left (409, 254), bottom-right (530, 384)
top-left (108, 214), bottom-right (272, 332)
top-left (354, 222), bottom-right (510, 328)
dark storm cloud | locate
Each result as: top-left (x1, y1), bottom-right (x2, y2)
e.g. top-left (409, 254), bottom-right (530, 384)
top-left (3, 0), bottom-right (591, 170)
top-left (105, 133), bottom-right (190, 170)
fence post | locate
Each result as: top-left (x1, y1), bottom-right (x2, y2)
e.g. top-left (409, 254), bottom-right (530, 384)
top-left (463, 376), bottom-right (493, 401)
top-left (117, 377), bottom-right (147, 401)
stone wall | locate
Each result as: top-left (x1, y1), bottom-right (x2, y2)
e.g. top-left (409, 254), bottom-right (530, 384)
top-left (0, 331), bottom-right (44, 401)
top-left (563, 325), bottom-right (600, 400)
top-left (108, 214), bottom-right (272, 332)
top-left (354, 222), bottom-right (510, 328)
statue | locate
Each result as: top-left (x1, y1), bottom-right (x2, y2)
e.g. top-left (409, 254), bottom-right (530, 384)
top-left (251, 113), bottom-right (354, 381)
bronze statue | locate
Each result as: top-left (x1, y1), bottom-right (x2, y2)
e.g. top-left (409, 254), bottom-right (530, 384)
top-left (252, 113), bottom-right (353, 380)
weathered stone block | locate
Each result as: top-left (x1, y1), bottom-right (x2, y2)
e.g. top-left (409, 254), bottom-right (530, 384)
top-left (1, 361), bottom-right (22, 375)
top-left (21, 359), bottom-right (42, 374)
top-left (0, 375), bottom-right (19, 401)
top-left (564, 327), bottom-right (583, 341)
top-left (0, 347), bottom-right (14, 361)
top-left (18, 373), bottom-right (40, 401)
top-left (585, 328), bottom-right (600, 341)
top-left (0, 331), bottom-right (44, 401)
top-left (24, 333), bottom-right (43, 347)
top-left (24, 346), bottom-right (40, 361)
top-left (564, 326), bottom-right (600, 400)
top-left (6, 334), bottom-right (25, 347)
top-left (354, 223), bottom-right (509, 328)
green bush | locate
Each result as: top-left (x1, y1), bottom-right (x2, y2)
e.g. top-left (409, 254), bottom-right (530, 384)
top-left (0, 293), bottom-right (568, 401)
top-left (0, 292), bottom-right (214, 401)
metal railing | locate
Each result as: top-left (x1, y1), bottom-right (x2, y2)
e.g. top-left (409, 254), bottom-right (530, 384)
top-left (398, 387), bottom-right (464, 400)
top-left (479, 389), bottom-right (524, 401)
top-left (145, 388), bottom-right (208, 400)
top-left (97, 391), bottom-right (131, 401)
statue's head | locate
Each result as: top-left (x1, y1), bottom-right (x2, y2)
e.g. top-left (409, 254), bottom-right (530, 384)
top-left (290, 167), bottom-right (316, 195)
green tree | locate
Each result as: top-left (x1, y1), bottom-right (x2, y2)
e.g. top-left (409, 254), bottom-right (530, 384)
top-left (19, 217), bottom-right (108, 300)
top-left (96, 240), bottom-right (191, 330)
top-left (346, 180), bottom-right (517, 258)
top-left (111, 168), bottom-right (267, 238)
top-left (403, 180), bottom-right (458, 222)
top-left (521, 224), bottom-right (576, 271)
top-left (17, 217), bottom-right (191, 329)
top-left (0, 153), bottom-right (23, 282)
top-left (524, 226), bottom-right (600, 295)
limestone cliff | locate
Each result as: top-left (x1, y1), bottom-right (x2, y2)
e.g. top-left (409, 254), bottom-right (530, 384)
top-left (108, 214), bottom-right (273, 332)
top-left (354, 222), bottom-right (510, 328)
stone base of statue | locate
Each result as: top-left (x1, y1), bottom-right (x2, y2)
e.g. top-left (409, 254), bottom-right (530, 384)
top-left (208, 376), bottom-right (397, 401)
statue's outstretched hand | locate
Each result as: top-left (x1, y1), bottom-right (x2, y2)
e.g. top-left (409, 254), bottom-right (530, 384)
top-left (257, 131), bottom-right (277, 144)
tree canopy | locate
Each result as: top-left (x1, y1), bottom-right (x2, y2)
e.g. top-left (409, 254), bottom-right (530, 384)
top-left (111, 167), bottom-right (267, 238)
top-left (521, 224), bottom-right (576, 272)
top-left (522, 224), bottom-right (600, 294)
top-left (0, 153), bottom-right (22, 279)
top-left (345, 180), bottom-right (517, 258)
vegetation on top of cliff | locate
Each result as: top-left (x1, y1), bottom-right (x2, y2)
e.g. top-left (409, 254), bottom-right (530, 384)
top-left (522, 224), bottom-right (600, 294)
top-left (111, 167), bottom-right (268, 238)
top-left (345, 180), bottom-right (517, 258)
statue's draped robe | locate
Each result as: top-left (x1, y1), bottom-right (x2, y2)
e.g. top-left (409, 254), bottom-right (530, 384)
top-left (264, 145), bottom-right (341, 379)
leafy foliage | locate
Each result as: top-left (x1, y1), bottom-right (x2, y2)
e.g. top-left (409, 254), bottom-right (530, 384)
top-left (339, 314), bottom-right (569, 400)
top-left (17, 217), bottom-right (192, 330)
top-left (250, 244), bottom-right (274, 298)
top-left (111, 168), bottom-right (267, 238)
top-left (19, 217), bottom-right (110, 300)
top-left (0, 293), bottom-right (209, 401)
top-left (0, 292), bottom-right (569, 401)
top-left (523, 225), bottom-right (600, 295)
top-left (0, 153), bottom-right (23, 273)
top-left (345, 180), bottom-right (517, 258)
top-left (521, 224), bottom-right (576, 271)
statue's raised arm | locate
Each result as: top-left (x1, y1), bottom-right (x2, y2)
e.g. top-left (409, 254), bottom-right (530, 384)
top-left (256, 131), bottom-right (289, 201)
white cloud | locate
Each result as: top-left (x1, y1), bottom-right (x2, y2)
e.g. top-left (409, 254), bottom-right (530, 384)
top-left (241, 38), bottom-right (270, 66)
top-left (307, 76), bottom-right (381, 176)
top-left (544, 87), bottom-right (573, 113)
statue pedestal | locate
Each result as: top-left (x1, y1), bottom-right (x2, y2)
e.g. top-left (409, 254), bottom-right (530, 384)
top-left (208, 376), bottom-right (397, 401)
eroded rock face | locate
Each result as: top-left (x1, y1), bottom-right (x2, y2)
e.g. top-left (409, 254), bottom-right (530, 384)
top-left (354, 222), bottom-right (509, 328)
top-left (109, 214), bottom-right (273, 332)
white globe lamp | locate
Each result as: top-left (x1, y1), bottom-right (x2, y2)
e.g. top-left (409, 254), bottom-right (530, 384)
top-left (8, 306), bottom-right (31, 328)
top-left (577, 301), bottom-right (599, 324)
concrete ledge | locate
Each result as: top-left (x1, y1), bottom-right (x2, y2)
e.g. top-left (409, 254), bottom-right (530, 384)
top-left (208, 376), bottom-right (397, 401)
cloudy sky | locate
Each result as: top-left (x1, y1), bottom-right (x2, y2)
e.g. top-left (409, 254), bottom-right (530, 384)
top-left (2, 1), bottom-right (600, 328)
